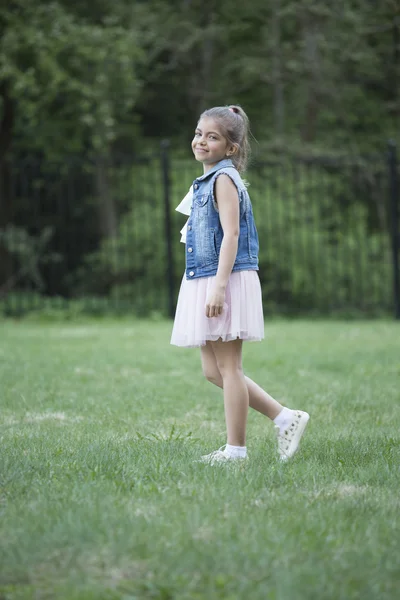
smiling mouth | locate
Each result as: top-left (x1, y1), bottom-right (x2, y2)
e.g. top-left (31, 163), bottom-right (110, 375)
top-left (195, 148), bottom-right (208, 152)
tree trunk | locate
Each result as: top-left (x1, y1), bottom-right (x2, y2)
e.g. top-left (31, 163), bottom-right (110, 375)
top-left (272, 0), bottom-right (285, 137)
top-left (94, 154), bottom-right (118, 239)
top-left (0, 82), bottom-right (14, 287)
top-left (392, 11), bottom-right (400, 118)
top-left (300, 13), bottom-right (320, 143)
top-left (185, 4), bottom-right (216, 115)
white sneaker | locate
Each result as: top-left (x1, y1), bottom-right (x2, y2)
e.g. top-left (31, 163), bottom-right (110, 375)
top-left (276, 410), bottom-right (310, 461)
top-left (199, 445), bottom-right (247, 466)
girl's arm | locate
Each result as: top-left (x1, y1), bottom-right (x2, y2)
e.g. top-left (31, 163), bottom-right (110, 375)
top-left (205, 174), bottom-right (239, 318)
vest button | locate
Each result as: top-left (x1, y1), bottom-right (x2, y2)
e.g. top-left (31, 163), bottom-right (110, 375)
top-left (187, 225), bottom-right (192, 231)
top-left (189, 271), bottom-right (194, 277)
top-left (187, 247), bottom-right (193, 253)
top-left (194, 183), bottom-right (199, 189)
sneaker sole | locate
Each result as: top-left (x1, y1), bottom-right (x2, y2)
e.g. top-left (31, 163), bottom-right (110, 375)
top-left (280, 412), bottom-right (310, 460)
top-left (197, 455), bottom-right (248, 466)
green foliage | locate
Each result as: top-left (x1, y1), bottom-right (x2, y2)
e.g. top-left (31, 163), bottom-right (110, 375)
top-left (65, 156), bottom-right (393, 316)
top-left (1, 0), bottom-right (399, 158)
top-left (0, 292), bottom-right (119, 319)
top-left (0, 151), bottom-right (394, 317)
top-left (1, 0), bottom-right (145, 158)
top-left (135, 0), bottom-right (400, 150)
top-left (67, 158), bottom-right (173, 314)
top-left (1, 0), bottom-right (398, 316)
top-left (249, 165), bottom-right (393, 314)
top-left (0, 225), bottom-right (61, 293)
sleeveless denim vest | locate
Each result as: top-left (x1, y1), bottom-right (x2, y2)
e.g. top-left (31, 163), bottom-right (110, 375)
top-left (185, 158), bottom-right (259, 280)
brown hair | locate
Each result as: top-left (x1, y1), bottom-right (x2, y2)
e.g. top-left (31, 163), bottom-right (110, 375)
top-left (199, 105), bottom-right (251, 173)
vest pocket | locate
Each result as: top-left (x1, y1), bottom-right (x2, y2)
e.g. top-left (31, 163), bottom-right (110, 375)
top-left (212, 228), bottom-right (219, 259)
top-left (193, 193), bottom-right (209, 207)
top-left (193, 226), bottom-right (217, 266)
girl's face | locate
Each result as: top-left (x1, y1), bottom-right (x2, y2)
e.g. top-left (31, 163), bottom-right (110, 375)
top-left (192, 117), bottom-right (236, 173)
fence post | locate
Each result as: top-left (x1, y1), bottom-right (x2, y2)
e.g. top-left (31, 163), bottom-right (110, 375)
top-left (388, 141), bottom-right (400, 320)
top-left (160, 140), bottom-right (175, 318)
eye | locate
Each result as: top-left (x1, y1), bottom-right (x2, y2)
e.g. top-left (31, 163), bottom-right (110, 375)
top-left (209, 135), bottom-right (217, 140)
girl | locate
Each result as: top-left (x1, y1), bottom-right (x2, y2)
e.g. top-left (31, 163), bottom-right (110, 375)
top-left (171, 105), bottom-right (309, 465)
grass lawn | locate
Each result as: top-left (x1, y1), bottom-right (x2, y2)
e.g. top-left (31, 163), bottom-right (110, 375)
top-left (0, 318), bottom-right (399, 600)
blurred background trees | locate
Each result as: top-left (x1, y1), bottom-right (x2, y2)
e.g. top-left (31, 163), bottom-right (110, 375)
top-left (0, 0), bottom-right (399, 315)
top-left (1, 0), bottom-right (399, 159)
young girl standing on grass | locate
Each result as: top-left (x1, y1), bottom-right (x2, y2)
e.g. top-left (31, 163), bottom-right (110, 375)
top-left (171, 105), bottom-right (310, 464)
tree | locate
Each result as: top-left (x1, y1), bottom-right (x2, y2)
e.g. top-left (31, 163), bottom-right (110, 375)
top-left (0, 0), bottom-right (148, 283)
top-left (0, 0), bottom-right (146, 159)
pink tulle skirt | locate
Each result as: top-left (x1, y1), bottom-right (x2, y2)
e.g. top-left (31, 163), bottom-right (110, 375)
top-left (170, 270), bottom-right (264, 348)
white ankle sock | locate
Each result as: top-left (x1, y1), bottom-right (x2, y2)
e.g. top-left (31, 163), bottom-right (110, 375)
top-left (225, 444), bottom-right (247, 458)
top-left (274, 407), bottom-right (294, 433)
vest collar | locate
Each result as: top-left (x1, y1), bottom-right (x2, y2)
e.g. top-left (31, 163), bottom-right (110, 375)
top-left (196, 159), bottom-right (235, 182)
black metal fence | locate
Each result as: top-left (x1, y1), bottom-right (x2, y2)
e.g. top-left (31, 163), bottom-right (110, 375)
top-left (0, 143), bottom-right (399, 318)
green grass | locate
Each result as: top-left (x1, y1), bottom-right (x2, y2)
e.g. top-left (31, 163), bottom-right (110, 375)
top-left (0, 318), bottom-right (399, 600)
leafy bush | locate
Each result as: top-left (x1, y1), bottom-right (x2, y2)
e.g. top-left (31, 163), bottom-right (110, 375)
top-left (3, 155), bottom-right (393, 317)
top-left (0, 225), bottom-right (61, 294)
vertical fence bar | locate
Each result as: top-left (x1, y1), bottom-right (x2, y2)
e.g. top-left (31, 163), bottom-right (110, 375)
top-left (160, 140), bottom-right (175, 318)
top-left (388, 141), bottom-right (400, 319)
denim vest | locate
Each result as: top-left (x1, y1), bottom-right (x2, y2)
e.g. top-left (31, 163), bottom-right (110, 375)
top-left (185, 159), bottom-right (259, 280)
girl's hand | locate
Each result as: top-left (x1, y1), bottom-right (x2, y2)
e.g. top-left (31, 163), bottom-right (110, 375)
top-left (205, 285), bottom-right (226, 318)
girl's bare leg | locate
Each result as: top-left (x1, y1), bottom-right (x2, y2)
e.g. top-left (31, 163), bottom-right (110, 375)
top-left (209, 338), bottom-right (248, 447)
top-left (201, 342), bottom-right (283, 421)
top-left (201, 341), bottom-right (310, 461)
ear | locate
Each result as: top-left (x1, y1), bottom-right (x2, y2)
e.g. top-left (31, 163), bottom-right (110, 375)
top-left (226, 143), bottom-right (239, 157)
